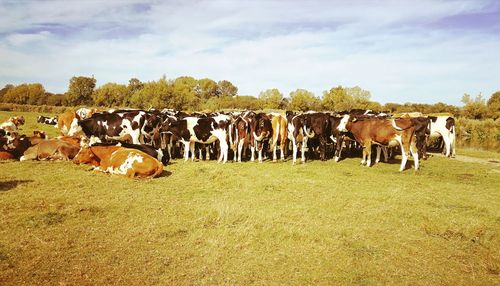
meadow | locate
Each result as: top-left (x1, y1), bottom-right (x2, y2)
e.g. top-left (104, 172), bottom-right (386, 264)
top-left (0, 110), bottom-right (499, 285)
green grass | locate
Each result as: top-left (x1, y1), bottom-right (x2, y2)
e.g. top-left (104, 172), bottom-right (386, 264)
top-left (1, 111), bottom-right (499, 285)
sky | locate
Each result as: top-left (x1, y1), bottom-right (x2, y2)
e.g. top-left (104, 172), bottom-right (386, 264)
top-left (0, 0), bottom-right (499, 105)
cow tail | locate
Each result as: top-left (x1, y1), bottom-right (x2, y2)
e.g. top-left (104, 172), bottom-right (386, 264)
top-left (391, 119), bottom-right (403, 131)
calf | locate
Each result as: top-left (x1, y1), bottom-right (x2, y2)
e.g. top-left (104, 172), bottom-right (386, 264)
top-left (338, 116), bottom-right (419, 171)
top-left (73, 145), bottom-right (163, 179)
top-left (21, 139), bottom-right (80, 161)
top-left (37, 115), bottom-right (58, 125)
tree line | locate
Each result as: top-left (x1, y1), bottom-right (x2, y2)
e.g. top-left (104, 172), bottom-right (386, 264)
top-left (0, 75), bottom-right (498, 119)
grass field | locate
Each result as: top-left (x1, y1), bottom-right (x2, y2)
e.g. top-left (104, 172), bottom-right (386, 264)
top-left (1, 111), bottom-right (499, 285)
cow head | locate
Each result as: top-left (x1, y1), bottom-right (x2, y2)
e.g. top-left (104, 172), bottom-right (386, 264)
top-left (37, 116), bottom-right (44, 123)
top-left (73, 146), bottom-right (99, 165)
top-left (337, 114), bottom-right (351, 132)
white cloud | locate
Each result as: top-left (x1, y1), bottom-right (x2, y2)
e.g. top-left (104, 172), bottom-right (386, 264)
top-left (0, 0), bottom-right (499, 105)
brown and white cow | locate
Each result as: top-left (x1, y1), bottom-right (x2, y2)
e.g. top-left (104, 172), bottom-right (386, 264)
top-left (0, 116), bottom-right (25, 132)
top-left (21, 139), bottom-right (81, 161)
top-left (57, 110), bottom-right (81, 135)
top-left (286, 111), bottom-right (305, 164)
top-left (338, 116), bottom-right (419, 171)
top-left (230, 111), bottom-right (255, 162)
top-left (73, 145), bottom-right (163, 179)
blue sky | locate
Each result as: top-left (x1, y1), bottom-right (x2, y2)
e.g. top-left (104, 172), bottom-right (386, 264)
top-left (1, 0), bottom-right (499, 105)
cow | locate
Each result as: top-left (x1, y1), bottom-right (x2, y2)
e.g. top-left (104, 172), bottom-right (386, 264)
top-left (302, 112), bottom-right (331, 161)
top-left (250, 113), bottom-right (272, 162)
top-left (410, 117), bottom-right (431, 160)
top-left (74, 110), bottom-right (161, 146)
top-left (20, 139), bottom-right (80, 161)
top-left (73, 145), bottom-right (163, 179)
top-left (428, 116), bottom-right (456, 157)
top-left (1, 116), bottom-right (25, 132)
top-left (163, 115), bottom-right (230, 163)
top-left (338, 116), bottom-right (419, 171)
top-left (92, 142), bottom-right (170, 166)
top-left (1, 131), bottom-right (46, 159)
top-left (57, 110), bottom-right (81, 135)
top-left (37, 115), bottom-right (58, 125)
top-left (286, 111), bottom-right (305, 164)
top-left (230, 111), bottom-right (255, 162)
top-left (270, 114), bottom-right (288, 161)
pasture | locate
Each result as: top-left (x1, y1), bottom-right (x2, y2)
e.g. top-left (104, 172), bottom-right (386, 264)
top-left (1, 110), bottom-right (499, 285)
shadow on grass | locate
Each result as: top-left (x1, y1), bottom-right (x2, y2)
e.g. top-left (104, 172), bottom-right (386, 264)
top-left (158, 170), bottom-right (172, 178)
top-left (0, 180), bottom-right (33, 192)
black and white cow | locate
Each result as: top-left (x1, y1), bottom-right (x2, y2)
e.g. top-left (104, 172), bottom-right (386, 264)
top-left (74, 110), bottom-right (161, 146)
top-left (302, 112), bottom-right (331, 161)
top-left (428, 116), bottom-right (456, 157)
top-left (37, 115), bottom-right (58, 125)
top-left (163, 115), bottom-right (231, 163)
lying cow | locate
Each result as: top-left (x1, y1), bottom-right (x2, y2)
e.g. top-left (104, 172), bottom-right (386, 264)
top-left (338, 116), bottom-right (419, 171)
top-left (37, 115), bottom-right (58, 125)
top-left (1, 131), bottom-right (46, 159)
top-left (73, 145), bottom-right (163, 179)
top-left (92, 142), bottom-right (170, 166)
top-left (1, 116), bottom-right (25, 132)
top-left (21, 139), bottom-right (80, 161)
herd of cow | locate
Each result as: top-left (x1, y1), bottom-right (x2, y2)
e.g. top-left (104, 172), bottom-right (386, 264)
top-left (0, 107), bottom-right (456, 178)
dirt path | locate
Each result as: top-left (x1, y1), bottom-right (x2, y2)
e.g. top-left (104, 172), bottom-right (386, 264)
top-left (428, 152), bottom-right (500, 166)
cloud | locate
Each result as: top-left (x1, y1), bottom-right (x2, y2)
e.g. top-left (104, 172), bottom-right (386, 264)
top-left (0, 0), bottom-right (499, 105)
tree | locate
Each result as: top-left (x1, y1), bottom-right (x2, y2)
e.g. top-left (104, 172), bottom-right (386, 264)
top-left (346, 86), bottom-right (371, 109)
top-left (0, 84), bottom-right (14, 102)
top-left (258, 88), bottom-right (283, 109)
top-left (65, 76), bottom-right (96, 105)
top-left (487, 91), bottom-right (500, 119)
top-left (92, 83), bottom-right (128, 107)
top-left (2, 83), bottom-right (45, 105)
top-left (218, 80), bottom-right (238, 97)
top-left (130, 77), bottom-right (172, 109)
top-left (461, 93), bottom-right (487, 119)
top-left (322, 86), bottom-right (352, 111)
top-left (289, 89), bottom-right (320, 111)
top-left (172, 76), bottom-right (199, 110)
top-left (197, 78), bottom-right (219, 99)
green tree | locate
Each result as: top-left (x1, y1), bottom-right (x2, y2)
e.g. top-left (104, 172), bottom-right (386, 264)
top-left (322, 86), bottom-right (352, 111)
top-left (197, 78), bottom-right (219, 99)
top-left (461, 93), bottom-right (487, 119)
top-left (487, 91), bottom-right (500, 119)
top-left (2, 83), bottom-right (45, 105)
top-left (172, 76), bottom-right (199, 110)
top-left (65, 76), bottom-right (96, 105)
top-left (218, 80), bottom-right (238, 97)
top-left (289, 89), bottom-right (320, 111)
top-left (0, 84), bottom-right (14, 102)
top-left (346, 86), bottom-right (371, 109)
top-left (130, 78), bottom-right (172, 109)
top-left (92, 83), bottom-right (128, 107)
top-left (258, 88), bottom-right (283, 109)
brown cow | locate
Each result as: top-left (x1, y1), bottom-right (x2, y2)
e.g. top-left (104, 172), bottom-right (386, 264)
top-left (338, 116), bottom-right (419, 171)
top-left (270, 113), bottom-right (288, 162)
top-left (20, 139), bottom-right (80, 161)
top-left (1, 131), bottom-right (46, 159)
top-left (73, 146), bottom-right (163, 179)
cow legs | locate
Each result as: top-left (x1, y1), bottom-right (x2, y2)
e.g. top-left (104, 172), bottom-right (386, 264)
top-left (441, 134), bottom-right (451, 157)
top-left (410, 142), bottom-right (419, 170)
top-left (361, 141), bottom-right (372, 167)
top-left (237, 140), bottom-right (244, 162)
top-left (181, 141), bottom-right (190, 161)
top-left (375, 146), bottom-right (381, 164)
top-left (250, 144), bottom-right (255, 162)
top-left (301, 137), bottom-right (307, 163)
top-left (397, 138), bottom-right (408, 172)
top-left (334, 135), bottom-right (343, 162)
